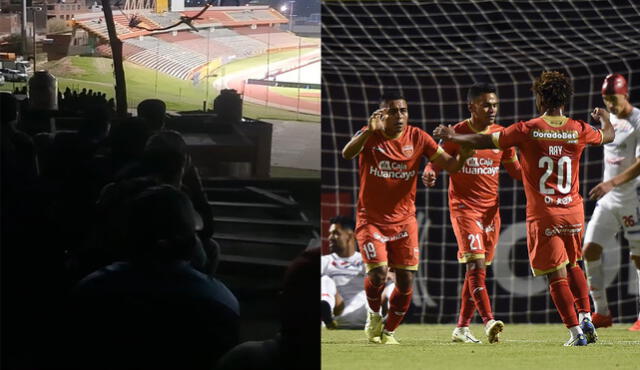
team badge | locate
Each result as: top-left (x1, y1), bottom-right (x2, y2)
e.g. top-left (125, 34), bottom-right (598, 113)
top-left (402, 145), bottom-right (414, 157)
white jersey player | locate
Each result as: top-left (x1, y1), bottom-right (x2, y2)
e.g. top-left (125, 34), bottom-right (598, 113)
top-left (321, 216), bottom-right (393, 329)
top-left (583, 74), bottom-right (640, 331)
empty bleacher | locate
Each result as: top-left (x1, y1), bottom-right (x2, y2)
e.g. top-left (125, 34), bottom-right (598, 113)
top-left (125, 37), bottom-right (207, 79)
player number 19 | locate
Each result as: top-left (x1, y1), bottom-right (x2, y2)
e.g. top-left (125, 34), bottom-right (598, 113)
top-left (538, 156), bottom-right (571, 195)
top-left (363, 242), bottom-right (377, 259)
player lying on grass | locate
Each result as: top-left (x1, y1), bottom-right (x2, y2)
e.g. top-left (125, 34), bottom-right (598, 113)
top-left (434, 71), bottom-right (615, 346)
top-left (321, 216), bottom-right (395, 329)
top-left (423, 83), bottom-right (522, 344)
top-left (582, 74), bottom-right (640, 332)
top-left (342, 90), bottom-right (474, 345)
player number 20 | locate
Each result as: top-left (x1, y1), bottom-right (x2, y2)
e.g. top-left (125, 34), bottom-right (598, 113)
top-left (363, 242), bottom-right (377, 259)
top-left (538, 156), bottom-right (571, 195)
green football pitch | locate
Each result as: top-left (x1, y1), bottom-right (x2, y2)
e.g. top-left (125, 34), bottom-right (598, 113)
top-left (322, 324), bottom-right (640, 370)
top-left (0, 51), bottom-right (319, 122)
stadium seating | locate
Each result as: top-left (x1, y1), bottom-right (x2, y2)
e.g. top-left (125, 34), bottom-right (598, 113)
top-left (125, 37), bottom-right (207, 79)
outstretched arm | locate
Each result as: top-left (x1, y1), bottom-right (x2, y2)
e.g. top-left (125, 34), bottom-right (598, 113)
top-left (592, 107), bottom-right (615, 145)
top-left (589, 157), bottom-right (640, 200)
top-left (433, 125), bottom-right (496, 149)
top-left (431, 145), bottom-right (475, 174)
top-left (342, 108), bottom-right (387, 159)
top-left (503, 157), bottom-right (523, 181)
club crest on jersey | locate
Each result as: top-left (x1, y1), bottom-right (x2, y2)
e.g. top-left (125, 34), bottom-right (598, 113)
top-left (402, 145), bottom-right (414, 157)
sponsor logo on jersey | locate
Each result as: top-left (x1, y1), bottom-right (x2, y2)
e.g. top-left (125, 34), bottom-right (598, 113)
top-left (370, 160), bottom-right (416, 181)
top-left (462, 157), bottom-right (499, 175)
top-left (402, 145), bottom-right (414, 157)
top-left (544, 223), bottom-right (583, 237)
top-left (543, 195), bottom-right (573, 205)
top-left (531, 129), bottom-right (579, 142)
top-left (605, 156), bottom-right (625, 166)
top-left (372, 231), bottom-right (409, 243)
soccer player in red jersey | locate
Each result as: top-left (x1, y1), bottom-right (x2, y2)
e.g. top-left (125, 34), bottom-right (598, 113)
top-left (434, 71), bottom-right (615, 346)
top-left (423, 83), bottom-right (522, 344)
top-left (342, 91), bottom-right (474, 344)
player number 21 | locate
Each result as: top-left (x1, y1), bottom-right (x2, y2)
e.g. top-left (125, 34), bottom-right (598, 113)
top-left (363, 242), bottom-right (377, 259)
top-left (468, 233), bottom-right (481, 250)
top-left (539, 156), bottom-right (571, 195)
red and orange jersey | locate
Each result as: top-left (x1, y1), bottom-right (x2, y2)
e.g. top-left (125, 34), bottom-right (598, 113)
top-left (429, 120), bottom-right (518, 211)
top-left (357, 125), bottom-right (443, 225)
top-left (492, 116), bottom-right (603, 220)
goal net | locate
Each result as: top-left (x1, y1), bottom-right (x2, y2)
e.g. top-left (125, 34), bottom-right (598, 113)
top-left (321, 0), bottom-right (640, 324)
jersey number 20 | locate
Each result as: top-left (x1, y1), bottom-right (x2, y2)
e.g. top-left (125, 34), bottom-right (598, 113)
top-left (539, 156), bottom-right (571, 195)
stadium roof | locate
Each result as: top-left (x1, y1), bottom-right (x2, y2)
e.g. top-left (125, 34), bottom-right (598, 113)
top-left (73, 5), bottom-right (288, 41)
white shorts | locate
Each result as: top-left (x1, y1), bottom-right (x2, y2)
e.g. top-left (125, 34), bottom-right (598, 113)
top-left (584, 199), bottom-right (640, 256)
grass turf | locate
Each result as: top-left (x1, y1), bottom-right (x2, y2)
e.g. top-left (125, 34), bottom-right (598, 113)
top-left (1, 52), bottom-right (319, 122)
top-left (322, 323), bottom-right (640, 370)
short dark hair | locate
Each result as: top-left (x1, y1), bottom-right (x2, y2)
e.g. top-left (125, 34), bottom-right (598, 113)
top-left (142, 130), bottom-right (189, 183)
top-left (467, 83), bottom-right (496, 103)
top-left (137, 99), bottom-right (167, 131)
top-left (532, 71), bottom-right (573, 110)
top-left (380, 90), bottom-right (405, 103)
top-left (329, 216), bottom-right (355, 231)
top-left (127, 185), bottom-right (197, 261)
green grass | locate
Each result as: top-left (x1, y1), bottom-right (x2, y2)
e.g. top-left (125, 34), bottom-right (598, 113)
top-left (2, 52), bottom-right (319, 122)
top-left (270, 86), bottom-right (320, 100)
top-left (322, 324), bottom-right (640, 370)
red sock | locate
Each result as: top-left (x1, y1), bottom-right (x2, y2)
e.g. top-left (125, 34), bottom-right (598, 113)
top-left (468, 269), bottom-right (493, 324)
top-left (549, 277), bottom-right (579, 328)
top-left (457, 273), bottom-right (475, 327)
top-left (567, 265), bottom-right (591, 314)
top-left (364, 276), bottom-right (385, 313)
top-left (384, 287), bottom-right (412, 332)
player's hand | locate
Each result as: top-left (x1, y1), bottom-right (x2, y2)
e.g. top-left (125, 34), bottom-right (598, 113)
top-left (422, 168), bottom-right (437, 187)
top-left (591, 107), bottom-right (610, 124)
top-left (433, 124), bottom-right (455, 141)
top-left (589, 180), bottom-right (614, 200)
top-left (459, 144), bottom-right (475, 159)
top-left (368, 108), bottom-right (387, 132)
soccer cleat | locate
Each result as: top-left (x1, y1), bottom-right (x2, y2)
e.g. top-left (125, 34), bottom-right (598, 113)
top-left (365, 312), bottom-right (383, 343)
top-left (484, 319), bottom-right (504, 344)
top-left (564, 333), bottom-right (588, 346)
top-left (628, 319), bottom-right (640, 331)
top-left (380, 330), bottom-right (399, 345)
top-left (320, 301), bottom-right (337, 329)
top-left (451, 327), bottom-right (482, 343)
top-left (592, 312), bottom-right (613, 328)
top-left (580, 318), bottom-right (597, 344)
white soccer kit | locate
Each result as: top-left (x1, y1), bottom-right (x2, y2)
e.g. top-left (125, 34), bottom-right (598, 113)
top-left (321, 252), bottom-right (368, 328)
top-left (584, 107), bottom-right (640, 255)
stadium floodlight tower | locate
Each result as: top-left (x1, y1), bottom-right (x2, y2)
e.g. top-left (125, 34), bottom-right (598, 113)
top-left (280, 1), bottom-right (294, 31)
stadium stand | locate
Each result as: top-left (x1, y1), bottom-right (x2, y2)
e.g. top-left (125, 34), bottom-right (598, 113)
top-left (124, 37), bottom-right (207, 79)
top-left (74, 6), bottom-right (313, 81)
